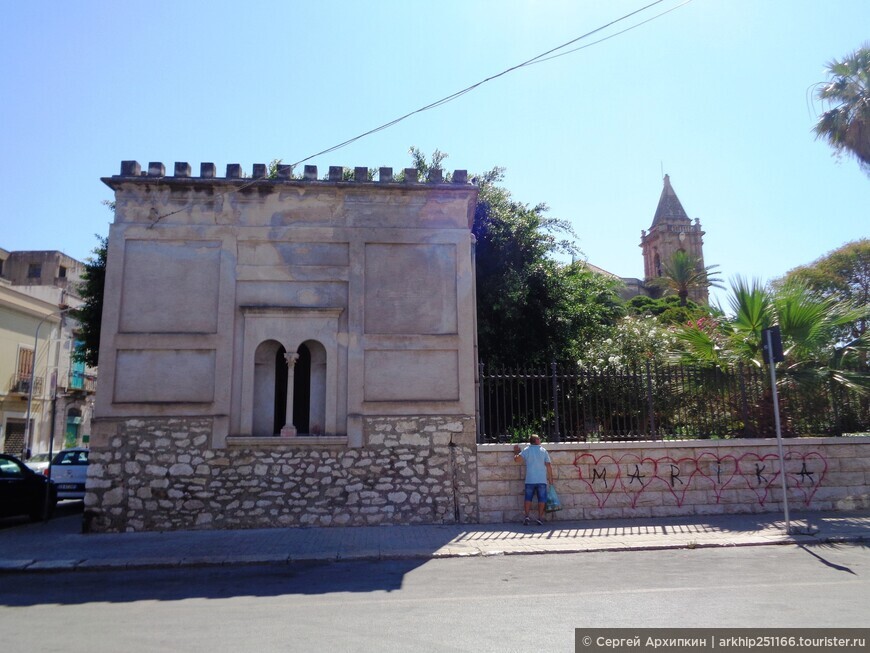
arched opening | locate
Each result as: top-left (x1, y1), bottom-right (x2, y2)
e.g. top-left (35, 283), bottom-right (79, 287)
top-left (654, 251), bottom-right (662, 277)
top-left (251, 338), bottom-right (328, 437)
top-left (293, 340), bottom-right (327, 435)
top-left (292, 344), bottom-right (311, 434)
top-left (253, 340), bottom-right (286, 436)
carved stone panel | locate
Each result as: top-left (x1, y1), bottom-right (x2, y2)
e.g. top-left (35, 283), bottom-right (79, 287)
top-left (364, 349), bottom-right (459, 402)
top-left (364, 243), bottom-right (457, 335)
top-left (114, 349), bottom-right (216, 403)
top-left (119, 240), bottom-right (221, 334)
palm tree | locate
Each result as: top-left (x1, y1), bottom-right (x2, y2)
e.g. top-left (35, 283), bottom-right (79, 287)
top-left (813, 44), bottom-right (870, 175)
top-left (673, 278), bottom-right (868, 436)
top-left (676, 277), bottom-right (869, 391)
top-left (772, 280), bottom-right (869, 393)
top-left (649, 250), bottom-right (723, 307)
top-left (673, 277), bottom-right (769, 369)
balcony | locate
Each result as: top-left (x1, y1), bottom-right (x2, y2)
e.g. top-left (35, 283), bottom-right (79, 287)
top-left (8, 374), bottom-right (43, 395)
top-left (68, 371), bottom-right (97, 394)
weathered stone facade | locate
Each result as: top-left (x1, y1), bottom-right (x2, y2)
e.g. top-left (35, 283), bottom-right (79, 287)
top-left (89, 161), bottom-right (480, 532)
top-left (478, 438), bottom-right (870, 523)
top-left (87, 415), bottom-right (476, 532)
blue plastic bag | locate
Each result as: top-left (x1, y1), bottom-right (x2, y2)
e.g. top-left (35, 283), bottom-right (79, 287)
top-left (545, 484), bottom-right (562, 512)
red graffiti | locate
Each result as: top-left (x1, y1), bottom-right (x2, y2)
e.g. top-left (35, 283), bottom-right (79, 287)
top-left (785, 451), bottom-right (827, 506)
top-left (573, 450), bottom-right (828, 508)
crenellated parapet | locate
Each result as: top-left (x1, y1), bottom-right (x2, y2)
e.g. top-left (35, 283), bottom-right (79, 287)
top-left (114, 160), bottom-right (470, 185)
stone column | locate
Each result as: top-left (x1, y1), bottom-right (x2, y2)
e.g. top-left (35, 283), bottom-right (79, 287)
top-left (281, 352), bottom-right (300, 437)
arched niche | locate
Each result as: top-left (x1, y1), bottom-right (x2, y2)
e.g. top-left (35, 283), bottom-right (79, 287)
top-left (239, 307), bottom-right (343, 438)
top-left (252, 339), bottom-right (286, 436)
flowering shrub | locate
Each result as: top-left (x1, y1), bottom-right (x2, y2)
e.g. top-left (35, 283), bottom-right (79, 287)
top-left (578, 315), bottom-right (678, 371)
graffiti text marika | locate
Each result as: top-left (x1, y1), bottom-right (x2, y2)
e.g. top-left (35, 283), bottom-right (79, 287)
top-left (574, 451), bottom-right (826, 508)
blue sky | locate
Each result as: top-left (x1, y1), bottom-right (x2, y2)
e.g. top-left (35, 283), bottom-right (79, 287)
top-left (2, 0), bottom-right (868, 307)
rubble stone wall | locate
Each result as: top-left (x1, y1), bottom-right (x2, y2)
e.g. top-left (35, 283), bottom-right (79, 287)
top-left (85, 415), bottom-right (477, 532)
top-left (477, 438), bottom-right (870, 523)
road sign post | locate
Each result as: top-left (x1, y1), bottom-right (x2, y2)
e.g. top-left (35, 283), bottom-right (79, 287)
top-left (762, 326), bottom-right (790, 535)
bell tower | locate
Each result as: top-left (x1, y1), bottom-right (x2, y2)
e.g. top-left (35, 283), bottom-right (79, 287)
top-left (640, 174), bottom-right (707, 303)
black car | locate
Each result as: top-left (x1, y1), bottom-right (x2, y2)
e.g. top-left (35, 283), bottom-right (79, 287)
top-left (0, 453), bottom-right (57, 521)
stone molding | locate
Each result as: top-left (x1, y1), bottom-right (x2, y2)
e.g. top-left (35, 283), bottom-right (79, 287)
top-left (225, 436), bottom-right (349, 448)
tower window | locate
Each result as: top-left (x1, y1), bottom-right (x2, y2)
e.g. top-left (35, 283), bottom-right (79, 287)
top-left (27, 263), bottom-right (41, 279)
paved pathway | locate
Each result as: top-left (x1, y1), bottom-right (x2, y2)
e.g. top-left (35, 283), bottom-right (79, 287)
top-left (1, 507), bottom-right (867, 573)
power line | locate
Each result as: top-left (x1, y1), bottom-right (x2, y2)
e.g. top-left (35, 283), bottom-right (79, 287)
top-left (289, 0), bottom-right (689, 168)
top-left (147, 1), bottom-right (692, 226)
top-left (527, 0), bottom-right (694, 67)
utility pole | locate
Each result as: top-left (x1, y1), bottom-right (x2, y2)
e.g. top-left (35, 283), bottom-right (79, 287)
top-left (24, 305), bottom-right (69, 453)
top-left (43, 308), bottom-right (69, 518)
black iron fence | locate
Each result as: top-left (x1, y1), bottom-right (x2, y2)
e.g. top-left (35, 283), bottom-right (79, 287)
top-left (477, 361), bottom-right (870, 443)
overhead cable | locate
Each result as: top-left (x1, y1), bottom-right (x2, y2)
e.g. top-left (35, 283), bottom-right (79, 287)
top-left (289, 0), bottom-right (691, 167)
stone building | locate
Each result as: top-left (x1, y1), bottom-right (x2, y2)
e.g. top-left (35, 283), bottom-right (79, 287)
top-left (1, 250), bottom-right (84, 291)
top-left (0, 249), bottom-right (96, 458)
top-left (589, 175), bottom-right (708, 303)
top-left (639, 174), bottom-right (708, 303)
top-left (87, 161), bottom-right (480, 532)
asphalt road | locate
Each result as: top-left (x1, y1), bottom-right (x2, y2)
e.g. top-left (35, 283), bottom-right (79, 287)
top-left (0, 498), bottom-right (84, 531)
top-left (1, 543), bottom-right (868, 653)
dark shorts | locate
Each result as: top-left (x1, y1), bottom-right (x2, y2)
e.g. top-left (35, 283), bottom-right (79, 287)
top-left (524, 483), bottom-right (547, 503)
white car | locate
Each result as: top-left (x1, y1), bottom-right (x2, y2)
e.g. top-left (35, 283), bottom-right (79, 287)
top-left (48, 447), bottom-right (90, 500)
top-left (24, 452), bottom-right (52, 474)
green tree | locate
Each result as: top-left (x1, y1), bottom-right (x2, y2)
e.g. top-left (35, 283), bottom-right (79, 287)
top-left (648, 250), bottom-right (723, 307)
top-left (403, 147), bottom-right (621, 366)
top-left (407, 146), bottom-right (449, 181)
top-left (813, 44), bottom-right (870, 175)
top-left (72, 233), bottom-right (107, 367)
top-left (777, 238), bottom-right (870, 339)
top-left (625, 294), bottom-right (718, 325)
top-left (470, 165), bottom-right (622, 366)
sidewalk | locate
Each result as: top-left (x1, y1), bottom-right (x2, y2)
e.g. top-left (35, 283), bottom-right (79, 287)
top-left (1, 508), bottom-right (868, 573)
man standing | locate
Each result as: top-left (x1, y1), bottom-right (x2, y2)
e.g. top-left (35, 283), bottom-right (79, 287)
top-left (513, 434), bottom-right (553, 525)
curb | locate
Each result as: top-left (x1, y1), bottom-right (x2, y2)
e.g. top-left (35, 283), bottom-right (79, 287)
top-left (0, 534), bottom-right (864, 574)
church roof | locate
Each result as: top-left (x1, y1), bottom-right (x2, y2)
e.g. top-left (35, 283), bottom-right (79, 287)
top-left (650, 174), bottom-right (690, 227)
top-left (580, 261), bottom-right (621, 279)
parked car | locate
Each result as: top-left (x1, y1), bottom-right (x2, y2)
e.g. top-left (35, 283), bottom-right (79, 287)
top-left (48, 447), bottom-right (90, 500)
top-left (0, 453), bottom-right (57, 521)
top-left (24, 452), bottom-right (51, 474)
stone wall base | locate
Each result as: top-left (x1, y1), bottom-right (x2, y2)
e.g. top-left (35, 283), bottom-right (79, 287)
top-left (85, 415), bottom-right (477, 532)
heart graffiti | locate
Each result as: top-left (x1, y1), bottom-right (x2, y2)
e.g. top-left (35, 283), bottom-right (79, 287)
top-left (573, 450), bottom-right (828, 508)
top-left (736, 453), bottom-right (783, 506)
top-left (574, 453), bottom-right (620, 508)
top-left (615, 454), bottom-right (658, 508)
top-left (785, 451), bottom-right (828, 506)
top-left (694, 452), bottom-right (739, 502)
top-left (655, 456), bottom-right (700, 507)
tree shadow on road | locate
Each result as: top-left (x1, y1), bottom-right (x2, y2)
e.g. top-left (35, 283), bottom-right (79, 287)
top-left (0, 558), bottom-right (426, 607)
top-left (796, 541), bottom-right (868, 575)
